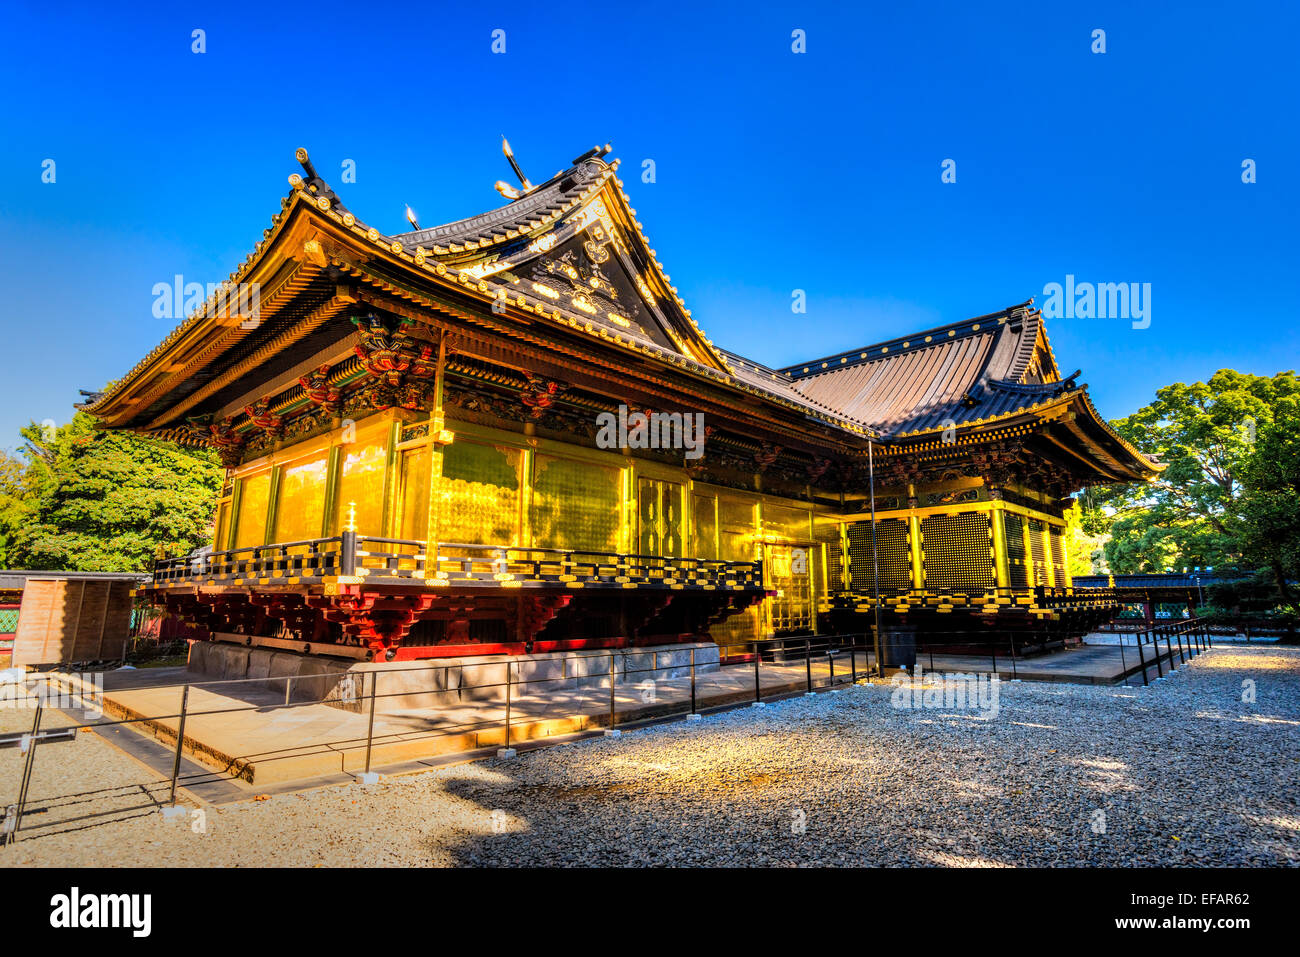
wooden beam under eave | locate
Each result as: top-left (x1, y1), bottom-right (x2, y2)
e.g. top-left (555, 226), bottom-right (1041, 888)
top-left (1040, 422), bottom-right (1134, 484)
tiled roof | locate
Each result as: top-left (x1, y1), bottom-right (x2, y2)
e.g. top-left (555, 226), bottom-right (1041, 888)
top-left (392, 159), bottom-right (608, 255)
top-left (779, 303), bottom-right (1069, 435)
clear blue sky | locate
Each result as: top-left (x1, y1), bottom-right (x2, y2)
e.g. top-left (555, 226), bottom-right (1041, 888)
top-left (1, 0), bottom-right (1296, 449)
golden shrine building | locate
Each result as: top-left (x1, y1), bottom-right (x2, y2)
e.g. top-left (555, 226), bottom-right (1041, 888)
top-left (83, 144), bottom-right (1161, 663)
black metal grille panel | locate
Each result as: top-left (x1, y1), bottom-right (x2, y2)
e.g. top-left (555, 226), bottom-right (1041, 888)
top-left (921, 512), bottom-right (994, 591)
top-left (847, 518), bottom-right (910, 591)
top-left (1004, 511), bottom-right (1028, 588)
top-left (1029, 517), bottom-right (1048, 586)
top-left (1050, 525), bottom-right (1066, 583)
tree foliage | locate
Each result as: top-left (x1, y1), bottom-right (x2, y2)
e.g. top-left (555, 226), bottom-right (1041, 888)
top-left (1092, 369), bottom-right (1300, 599)
top-left (0, 412), bottom-right (222, 572)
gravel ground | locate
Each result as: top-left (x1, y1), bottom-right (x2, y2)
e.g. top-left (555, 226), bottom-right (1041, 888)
top-left (2, 645), bottom-right (1298, 867)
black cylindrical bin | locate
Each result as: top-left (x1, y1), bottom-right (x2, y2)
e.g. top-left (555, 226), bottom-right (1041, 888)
top-left (875, 625), bottom-right (917, 670)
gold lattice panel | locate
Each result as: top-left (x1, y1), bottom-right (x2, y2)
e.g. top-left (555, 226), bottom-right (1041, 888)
top-left (439, 441), bottom-right (522, 545)
top-left (847, 518), bottom-right (911, 591)
top-left (765, 543), bottom-right (813, 633)
top-left (921, 512), bottom-right (994, 591)
top-left (531, 454), bottom-right (620, 552)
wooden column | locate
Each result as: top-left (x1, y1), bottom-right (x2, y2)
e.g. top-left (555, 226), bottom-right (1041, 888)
top-left (423, 335), bottom-right (452, 562)
top-left (989, 501), bottom-right (1010, 589)
top-left (907, 484), bottom-right (924, 591)
top-left (1041, 522), bottom-right (1056, 587)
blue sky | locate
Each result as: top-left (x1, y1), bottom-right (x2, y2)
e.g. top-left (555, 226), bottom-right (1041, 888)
top-left (1, 0), bottom-right (1296, 449)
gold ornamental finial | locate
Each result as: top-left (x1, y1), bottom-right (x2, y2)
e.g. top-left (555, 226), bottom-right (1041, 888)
top-left (345, 501), bottom-right (357, 532)
top-left (500, 135), bottom-right (534, 191)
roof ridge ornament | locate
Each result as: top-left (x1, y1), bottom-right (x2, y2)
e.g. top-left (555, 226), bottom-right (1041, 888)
top-left (495, 135), bottom-right (536, 201)
top-left (290, 148), bottom-right (348, 216)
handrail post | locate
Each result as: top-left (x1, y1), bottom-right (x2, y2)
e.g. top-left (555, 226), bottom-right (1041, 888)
top-left (1153, 629), bottom-right (1164, 678)
top-left (341, 529), bottom-right (358, 577)
top-left (805, 638), bottom-right (813, 693)
top-left (689, 647), bottom-right (697, 716)
top-left (608, 650), bottom-right (616, 732)
top-left (364, 670), bottom-right (377, 774)
top-left (849, 640), bottom-right (857, 684)
top-left (168, 684), bottom-right (190, 805)
top-left (504, 660), bottom-right (512, 751)
top-left (4, 701), bottom-right (44, 846)
top-left (1135, 629), bottom-right (1148, 686)
top-left (827, 649), bottom-right (835, 688)
top-left (753, 641), bottom-right (761, 704)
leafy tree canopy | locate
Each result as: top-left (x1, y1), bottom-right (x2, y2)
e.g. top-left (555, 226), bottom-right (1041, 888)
top-left (1093, 369), bottom-right (1299, 599)
top-left (0, 411), bottom-right (222, 572)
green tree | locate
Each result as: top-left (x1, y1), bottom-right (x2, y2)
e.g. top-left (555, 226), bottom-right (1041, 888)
top-left (0, 412), bottom-right (222, 572)
top-left (1096, 369), bottom-right (1300, 574)
top-left (1232, 392), bottom-right (1300, 604)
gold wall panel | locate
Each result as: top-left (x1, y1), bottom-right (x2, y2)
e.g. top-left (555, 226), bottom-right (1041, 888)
top-left (334, 437), bottom-right (388, 536)
top-left (212, 500), bottom-right (230, 552)
top-left (233, 471), bottom-right (271, 548)
top-left (438, 440), bottom-right (522, 545)
top-left (761, 503), bottom-right (811, 543)
top-left (717, 493), bottom-right (758, 562)
top-left (398, 446), bottom-right (431, 541)
top-left (530, 454), bottom-right (621, 552)
top-left (272, 453), bottom-right (329, 543)
top-left (691, 492), bottom-right (719, 560)
top-left (637, 478), bottom-right (684, 557)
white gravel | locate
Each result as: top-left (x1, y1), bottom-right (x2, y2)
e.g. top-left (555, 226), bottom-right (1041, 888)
top-left (3, 645), bottom-right (1297, 867)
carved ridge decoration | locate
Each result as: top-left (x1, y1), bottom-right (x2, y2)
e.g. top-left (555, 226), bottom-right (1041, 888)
top-left (520, 372), bottom-right (565, 419)
top-left (297, 363), bottom-right (342, 415)
top-left (184, 416), bottom-right (246, 469)
top-left (754, 443), bottom-right (782, 473)
top-left (347, 282), bottom-right (862, 454)
top-left (352, 314), bottom-right (438, 411)
top-left (243, 395), bottom-right (284, 441)
top-left (806, 457), bottom-right (833, 485)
